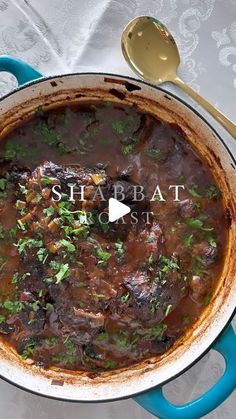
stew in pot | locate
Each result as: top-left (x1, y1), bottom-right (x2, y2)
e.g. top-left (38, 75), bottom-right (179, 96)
top-left (0, 101), bottom-right (227, 372)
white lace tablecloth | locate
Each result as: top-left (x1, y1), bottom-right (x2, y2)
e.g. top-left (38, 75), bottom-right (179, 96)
top-left (0, 1), bottom-right (235, 418)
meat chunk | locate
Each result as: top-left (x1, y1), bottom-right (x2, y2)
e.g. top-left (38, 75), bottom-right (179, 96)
top-left (73, 308), bottom-right (105, 327)
top-left (124, 221), bottom-right (163, 268)
top-left (193, 241), bottom-right (217, 266)
top-left (178, 199), bottom-right (196, 219)
top-left (36, 161), bottom-right (110, 190)
top-left (0, 322), bottom-right (15, 335)
top-left (123, 268), bottom-right (187, 327)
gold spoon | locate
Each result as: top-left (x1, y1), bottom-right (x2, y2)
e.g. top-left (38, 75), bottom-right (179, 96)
top-left (121, 16), bottom-right (236, 139)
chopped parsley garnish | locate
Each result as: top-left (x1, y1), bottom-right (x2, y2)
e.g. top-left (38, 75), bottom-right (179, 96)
top-left (41, 176), bottom-right (52, 186)
top-left (16, 238), bottom-right (43, 255)
top-left (187, 184), bottom-right (201, 198)
top-left (0, 256), bottom-right (7, 272)
top-left (62, 224), bottom-right (89, 238)
top-left (154, 255), bottom-right (180, 284)
top-left (120, 293), bottom-right (130, 303)
top-left (45, 303), bottom-right (54, 312)
top-left (111, 120), bottom-right (125, 135)
top-left (3, 140), bottom-right (32, 162)
top-left (146, 235), bottom-right (156, 243)
top-left (17, 219), bottom-right (26, 231)
top-left (204, 294), bottom-right (211, 306)
top-left (50, 260), bottom-right (61, 270)
top-left (43, 206), bottom-right (55, 217)
top-left (50, 261), bottom-right (70, 283)
top-left (150, 296), bottom-right (160, 314)
top-left (44, 337), bottom-right (59, 346)
top-left (144, 254), bottom-right (154, 267)
top-left (12, 272), bottom-right (20, 284)
top-left (186, 217), bottom-right (213, 232)
top-left (205, 185), bottom-right (221, 200)
top-left (115, 239), bottom-right (125, 258)
top-left (15, 200), bottom-right (26, 210)
top-left (208, 236), bottom-right (217, 248)
top-left (144, 149), bottom-right (162, 160)
top-left (30, 301), bottom-right (40, 312)
top-left (59, 239), bottom-right (76, 253)
top-left (111, 114), bottom-right (135, 136)
top-left (7, 226), bottom-right (17, 239)
top-left (165, 304), bottom-right (173, 317)
top-left (0, 178), bottom-right (7, 190)
top-left (55, 263), bottom-right (69, 284)
top-left (0, 223), bottom-right (4, 239)
top-left (40, 123), bottom-right (59, 146)
top-left (159, 255), bottom-right (179, 272)
top-left (121, 143), bottom-right (135, 155)
top-left (104, 360), bottom-right (118, 369)
top-left (32, 193), bottom-right (42, 203)
top-left (40, 123), bottom-right (70, 154)
top-left (183, 234), bottom-right (194, 247)
top-left (52, 338), bottom-right (77, 365)
top-left (38, 289), bottom-right (44, 298)
top-left (144, 324), bottom-right (167, 340)
top-left (44, 277), bottom-right (53, 284)
top-left (3, 299), bottom-right (24, 314)
top-left (96, 332), bottom-right (108, 341)
top-left (113, 331), bottom-right (130, 350)
top-left (21, 338), bottom-right (38, 360)
top-left (96, 247), bottom-right (111, 265)
top-left (37, 248), bottom-right (48, 264)
top-left (192, 256), bottom-right (208, 276)
top-left (19, 183), bottom-right (28, 195)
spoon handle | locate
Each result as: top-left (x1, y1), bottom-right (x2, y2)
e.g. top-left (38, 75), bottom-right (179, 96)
top-left (173, 76), bottom-right (236, 139)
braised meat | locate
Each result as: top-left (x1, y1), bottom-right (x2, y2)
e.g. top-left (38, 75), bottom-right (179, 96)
top-left (0, 101), bottom-right (227, 372)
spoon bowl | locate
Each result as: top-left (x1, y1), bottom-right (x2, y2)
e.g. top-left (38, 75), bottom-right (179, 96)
top-left (121, 16), bottom-right (236, 138)
top-left (122, 16), bottom-right (180, 84)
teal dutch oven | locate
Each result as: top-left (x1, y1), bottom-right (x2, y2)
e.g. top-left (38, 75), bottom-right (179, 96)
top-left (0, 56), bottom-right (235, 419)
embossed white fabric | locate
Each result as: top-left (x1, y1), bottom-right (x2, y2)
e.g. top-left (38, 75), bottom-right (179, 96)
top-left (0, 0), bottom-right (235, 418)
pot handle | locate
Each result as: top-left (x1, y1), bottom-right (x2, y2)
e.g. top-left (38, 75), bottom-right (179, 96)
top-left (134, 325), bottom-right (236, 419)
top-left (0, 55), bottom-right (43, 86)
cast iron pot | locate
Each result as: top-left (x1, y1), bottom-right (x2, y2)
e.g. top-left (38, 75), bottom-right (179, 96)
top-left (0, 56), bottom-right (235, 419)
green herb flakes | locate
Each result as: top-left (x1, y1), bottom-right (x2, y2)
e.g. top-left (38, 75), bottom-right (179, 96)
top-left (45, 303), bottom-right (54, 312)
top-left (183, 234), bottom-right (194, 247)
top-left (59, 239), bottom-right (76, 253)
top-left (187, 185), bottom-right (201, 198)
top-left (186, 217), bottom-right (213, 232)
top-left (144, 324), bottom-right (167, 340)
top-left (16, 238), bottom-right (43, 255)
top-left (165, 304), bottom-right (173, 317)
top-left (96, 332), bottom-right (108, 341)
top-left (3, 299), bottom-right (24, 314)
top-left (55, 263), bottom-right (69, 284)
top-left (43, 206), bottom-right (55, 217)
top-left (21, 338), bottom-right (38, 360)
top-left (205, 185), bottom-right (221, 200)
top-left (120, 293), bottom-right (130, 303)
top-left (37, 248), bottom-right (48, 264)
top-left (96, 247), bottom-right (111, 265)
top-left (115, 239), bottom-right (125, 258)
